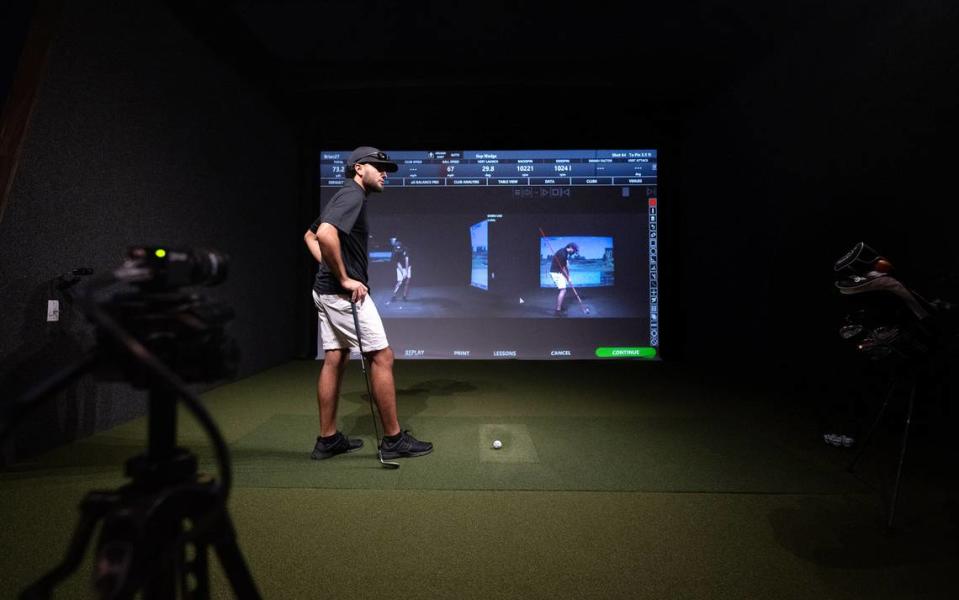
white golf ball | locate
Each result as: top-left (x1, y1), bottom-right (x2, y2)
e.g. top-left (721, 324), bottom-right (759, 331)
top-left (492, 440), bottom-right (502, 449)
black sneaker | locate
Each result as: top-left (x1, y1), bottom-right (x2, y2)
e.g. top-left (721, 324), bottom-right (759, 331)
top-left (379, 430), bottom-right (433, 459)
top-left (311, 432), bottom-right (363, 460)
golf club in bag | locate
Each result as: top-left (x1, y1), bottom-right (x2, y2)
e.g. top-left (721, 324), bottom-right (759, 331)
top-left (350, 301), bottom-right (400, 469)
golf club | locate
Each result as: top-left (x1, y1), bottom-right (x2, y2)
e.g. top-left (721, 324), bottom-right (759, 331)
top-left (538, 227), bottom-right (591, 315)
top-left (350, 300), bottom-right (400, 469)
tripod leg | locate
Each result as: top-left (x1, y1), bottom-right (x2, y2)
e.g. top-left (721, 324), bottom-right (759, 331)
top-left (20, 492), bottom-right (115, 599)
top-left (210, 514), bottom-right (261, 599)
top-left (847, 378), bottom-right (897, 472)
top-left (887, 380), bottom-right (917, 530)
top-left (180, 538), bottom-right (210, 600)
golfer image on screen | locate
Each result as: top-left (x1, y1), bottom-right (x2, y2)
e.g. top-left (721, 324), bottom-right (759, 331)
top-left (386, 237), bottom-right (411, 304)
top-left (303, 146), bottom-right (432, 461)
top-left (550, 242), bottom-right (579, 316)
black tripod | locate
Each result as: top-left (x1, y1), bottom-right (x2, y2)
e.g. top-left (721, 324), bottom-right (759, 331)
top-left (10, 360), bottom-right (260, 599)
top-left (846, 362), bottom-right (920, 531)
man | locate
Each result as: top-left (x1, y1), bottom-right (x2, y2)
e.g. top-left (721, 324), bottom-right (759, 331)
top-left (387, 237), bottom-right (411, 303)
top-left (303, 146), bottom-right (432, 460)
top-left (549, 242), bottom-right (579, 316)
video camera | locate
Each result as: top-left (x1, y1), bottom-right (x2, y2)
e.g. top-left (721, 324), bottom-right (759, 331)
top-left (93, 246), bottom-right (238, 386)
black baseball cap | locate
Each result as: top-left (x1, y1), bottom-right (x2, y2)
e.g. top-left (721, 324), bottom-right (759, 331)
top-left (347, 146), bottom-right (398, 172)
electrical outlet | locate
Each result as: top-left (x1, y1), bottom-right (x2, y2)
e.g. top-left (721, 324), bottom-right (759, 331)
top-left (46, 300), bottom-right (60, 322)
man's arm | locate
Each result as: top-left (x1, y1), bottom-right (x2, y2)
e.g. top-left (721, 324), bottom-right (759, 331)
top-left (315, 223), bottom-right (368, 302)
top-left (304, 229), bottom-right (323, 264)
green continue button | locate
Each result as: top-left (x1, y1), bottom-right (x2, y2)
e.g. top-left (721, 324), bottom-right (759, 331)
top-left (595, 346), bottom-right (657, 358)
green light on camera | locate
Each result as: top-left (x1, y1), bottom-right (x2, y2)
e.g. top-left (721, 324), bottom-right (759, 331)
top-left (155, 249), bottom-right (167, 258)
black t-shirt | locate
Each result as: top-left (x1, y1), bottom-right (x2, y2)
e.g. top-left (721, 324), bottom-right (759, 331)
top-left (391, 245), bottom-right (409, 268)
top-left (550, 248), bottom-right (569, 274)
top-left (310, 180), bottom-right (370, 294)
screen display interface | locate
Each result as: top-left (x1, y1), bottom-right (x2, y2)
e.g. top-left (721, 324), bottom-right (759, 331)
top-left (317, 149), bottom-right (659, 360)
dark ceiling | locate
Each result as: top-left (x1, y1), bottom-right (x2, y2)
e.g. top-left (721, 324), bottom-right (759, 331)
top-left (168, 0), bottom-right (875, 113)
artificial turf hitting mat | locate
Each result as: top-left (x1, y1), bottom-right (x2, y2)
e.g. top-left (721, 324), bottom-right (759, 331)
top-left (1, 360), bottom-right (956, 599)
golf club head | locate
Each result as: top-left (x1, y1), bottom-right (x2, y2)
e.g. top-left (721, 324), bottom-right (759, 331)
top-left (378, 451), bottom-right (400, 469)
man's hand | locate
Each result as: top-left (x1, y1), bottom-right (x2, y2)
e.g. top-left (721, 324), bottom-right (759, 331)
top-left (342, 278), bottom-right (368, 303)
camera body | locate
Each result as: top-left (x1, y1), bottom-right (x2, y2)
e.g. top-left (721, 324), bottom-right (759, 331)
top-left (98, 246), bottom-right (238, 386)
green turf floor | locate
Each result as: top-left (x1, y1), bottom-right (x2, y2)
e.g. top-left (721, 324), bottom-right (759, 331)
top-left (1, 360), bottom-right (957, 599)
top-left (227, 412), bottom-right (863, 493)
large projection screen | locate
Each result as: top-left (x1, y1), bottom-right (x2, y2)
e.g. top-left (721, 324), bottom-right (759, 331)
top-left (317, 149), bottom-right (659, 360)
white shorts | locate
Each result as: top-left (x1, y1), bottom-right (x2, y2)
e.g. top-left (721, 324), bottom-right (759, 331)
top-left (396, 265), bottom-right (412, 281)
top-left (549, 272), bottom-right (568, 289)
top-left (312, 291), bottom-right (389, 353)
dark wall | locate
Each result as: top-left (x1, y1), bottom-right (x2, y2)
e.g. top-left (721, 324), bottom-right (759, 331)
top-left (677, 3), bottom-right (959, 372)
top-left (0, 0), bottom-right (299, 461)
top-left (0, 0), bottom-right (35, 109)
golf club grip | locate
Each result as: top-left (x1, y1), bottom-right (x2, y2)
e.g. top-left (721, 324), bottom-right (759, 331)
top-left (350, 301), bottom-right (365, 354)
